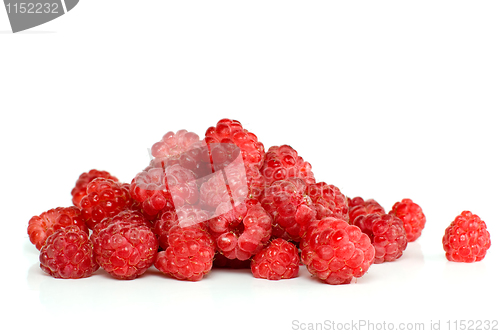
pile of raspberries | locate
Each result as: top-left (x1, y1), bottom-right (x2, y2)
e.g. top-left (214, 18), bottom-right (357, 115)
top-left (27, 118), bottom-right (492, 283)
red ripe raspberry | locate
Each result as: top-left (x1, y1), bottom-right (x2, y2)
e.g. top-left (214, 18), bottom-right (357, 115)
top-left (348, 197), bottom-right (385, 223)
top-left (80, 178), bottom-right (133, 230)
top-left (200, 164), bottom-right (265, 209)
top-left (39, 226), bottom-right (98, 279)
top-left (251, 238), bottom-right (300, 280)
top-left (28, 206), bottom-right (88, 250)
top-left (208, 203), bottom-right (273, 261)
top-left (154, 205), bottom-right (210, 250)
top-left (205, 118), bottom-right (265, 168)
top-left (151, 130), bottom-right (201, 159)
top-left (307, 182), bottom-right (349, 221)
top-left (389, 199), bottom-right (426, 242)
top-left (260, 145), bottom-right (315, 186)
top-left (300, 218), bottom-right (375, 285)
top-left (71, 169), bottom-right (118, 208)
top-left (91, 209), bottom-right (153, 246)
top-left (442, 211), bottom-right (491, 262)
top-left (93, 222), bottom-right (159, 279)
top-left (353, 213), bottom-right (407, 264)
top-left (155, 225), bottom-right (215, 281)
top-left (260, 178), bottom-right (317, 241)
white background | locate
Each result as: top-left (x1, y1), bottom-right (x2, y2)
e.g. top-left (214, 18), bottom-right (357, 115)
top-left (1, 1), bottom-right (499, 333)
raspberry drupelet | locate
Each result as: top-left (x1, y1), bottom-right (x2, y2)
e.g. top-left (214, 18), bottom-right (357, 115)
top-left (251, 238), bottom-right (300, 280)
top-left (442, 211), bottom-right (491, 262)
top-left (39, 226), bottom-right (98, 279)
top-left (389, 199), bottom-right (426, 242)
top-left (353, 213), bottom-right (407, 264)
top-left (28, 206), bottom-right (88, 250)
top-left (300, 217), bottom-right (375, 285)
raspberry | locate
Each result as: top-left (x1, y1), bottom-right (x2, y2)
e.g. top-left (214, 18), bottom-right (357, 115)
top-left (151, 130), bottom-right (201, 160)
top-left (260, 178), bottom-right (316, 241)
top-left (251, 238), bottom-right (300, 280)
top-left (260, 145), bottom-right (315, 186)
top-left (130, 165), bottom-right (198, 218)
top-left (348, 197), bottom-right (385, 223)
top-left (28, 206), bottom-right (88, 250)
top-left (91, 209), bottom-right (153, 245)
top-left (442, 211), bottom-right (491, 262)
top-left (389, 199), bottom-right (426, 242)
top-left (93, 221), bottom-right (158, 279)
top-left (71, 169), bottom-right (118, 208)
top-left (208, 203), bottom-right (273, 261)
top-left (300, 218), bottom-right (375, 285)
top-left (307, 182), bottom-right (349, 221)
top-left (353, 213), bottom-right (407, 264)
top-left (154, 205), bottom-right (210, 249)
top-left (39, 226), bottom-right (98, 279)
top-left (80, 178), bottom-right (133, 230)
top-left (205, 118), bottom-right (265, 168)
top-left (155, 225), bottom-right (215, 281)
top-left (200, 164), bottom-right (265, 209)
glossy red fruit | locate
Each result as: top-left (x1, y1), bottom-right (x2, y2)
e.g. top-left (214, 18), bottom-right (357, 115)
top-left (28, 206), bottom-right (88, 250)
top-left (80, 178), bottom-right (133, 230)
top-left (39, 226), bottom-right (98, 279)
top-left (348, 196), bottom-right (385, 224)
top-left (389, 199), bottom-right (426, 242)
top-left (307, 182), bottom-right (349, 221)
top-left (71, 169), bottom-right (118, 208)
top-left (93, 222), bottom-right (159, 279)
top-left (260, 178), bottom-right (316, 241)
top-left (251, 238), bottom-right (300, 280)
top-left (260, 145), bottom-right (315, 186)
top-left (301, 218), bottom-right (375, 285)
top-left (443, 211), bottom-right (491, 262)
top-left (353, 213), bottom-right (407, 264)
top-left (205, 118), bottom-right (265, 168)
top-left (155, 225), bottom-right (215, 281)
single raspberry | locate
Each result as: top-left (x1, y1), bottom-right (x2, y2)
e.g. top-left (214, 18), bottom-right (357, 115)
top-left (260, 178), bottom-right (316, 241)
top-left (251, 238), bottom-right (300, 280)
top-left (348, 197), bottom-right (385, 223)
top-left (155, 225), bottom-right (215, 281)
top-left (154, 205), bottom-right (210, 250)
top-left (199, 164), bottom-right (265, 209)
top-left (91, 209), bottom-right (153, 246)
top-left (28, 206), bottom-right (88, 250)
top-left (353, 213), bottom-right (407, 264)
top-left (208, 203), bottom-right (273, 261)
top-left (260, 145), bottom-right (315, 186)
top-left (39, 226), bottom-right (98, 279)
top-left (300, 217), bottom-right (375, 285)
top-left (151, 130), bottom-right (201, 159)
top-left (442, 211), bottom-right (491, 262)
top-left (389, 199), bottom-right (426, 242)
top-left (205, 118), bottom-right (265, 168)
top-left (71, 169), bottom-right (119, 208)
top-left (80, 178), bottom-right (133, 230)
top-left (307, 182), bottom-right (349, 221)
top-left (93, 222), bottom-right (159, 279)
